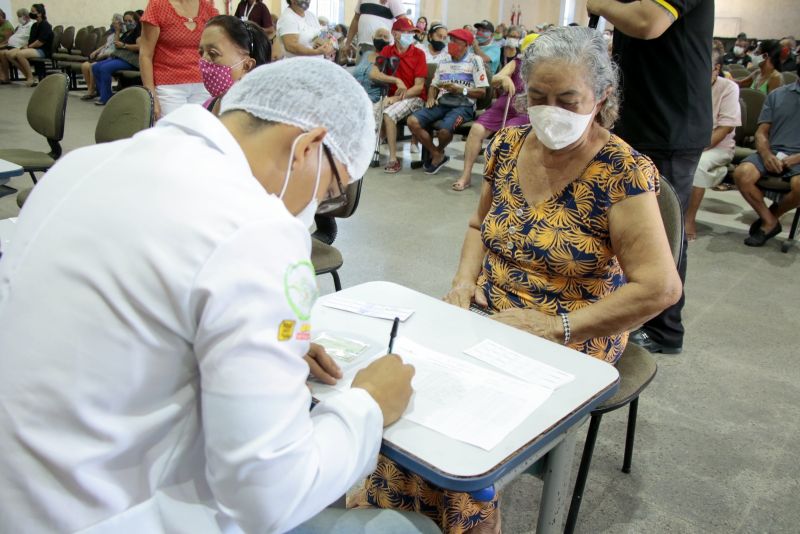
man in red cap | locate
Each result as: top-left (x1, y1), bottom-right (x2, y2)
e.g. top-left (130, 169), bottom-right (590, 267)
top-left (408, 28), bottom-right (489, 175)
top-left (369, 17), bottom-right (428, 174)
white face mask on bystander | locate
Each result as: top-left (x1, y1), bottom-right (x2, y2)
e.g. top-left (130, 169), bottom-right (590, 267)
top-left (527, 105), bottom-right (595, 151)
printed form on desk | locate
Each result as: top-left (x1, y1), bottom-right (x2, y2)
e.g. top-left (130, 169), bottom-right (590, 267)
top-left (388, 337), bottom-right (551, 450)
top-left (463, 339), bottom-right (575, 390)
top-left (321, 296), bottom-right (414, 321)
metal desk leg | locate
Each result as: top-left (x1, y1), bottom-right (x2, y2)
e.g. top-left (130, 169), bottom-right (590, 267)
top-left (536, 421), bottom-right (581, 534)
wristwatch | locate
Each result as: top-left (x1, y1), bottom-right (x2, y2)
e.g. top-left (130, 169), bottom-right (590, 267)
top-left (462, 86), bottom-right (468, 96)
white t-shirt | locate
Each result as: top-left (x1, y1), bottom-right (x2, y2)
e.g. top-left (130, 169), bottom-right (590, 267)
top-left (355, 0), bottom-right (405, 45)
top-left (416, 42), bottom-right (451, 65)
top-left (277, 8), bottom-right (322, 58)
top-left (0, 105), bottom-right (382, 534)
top-left (8, 19), bottom-right (34, 48)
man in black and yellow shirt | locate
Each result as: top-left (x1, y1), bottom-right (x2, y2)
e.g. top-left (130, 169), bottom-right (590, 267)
top-left (588, 0), bottom-right (714, 354)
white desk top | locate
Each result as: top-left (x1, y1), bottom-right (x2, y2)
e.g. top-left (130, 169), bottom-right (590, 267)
top-left (0, 159), bottom-right (24, 181)
top-left (311, 281), bottom-right (619, 490)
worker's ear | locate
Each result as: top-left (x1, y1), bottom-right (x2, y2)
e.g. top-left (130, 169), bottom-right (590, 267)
top-left (289, 127), bottom-right (328, 179)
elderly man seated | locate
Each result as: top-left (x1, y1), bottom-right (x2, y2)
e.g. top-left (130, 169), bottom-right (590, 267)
top-left (0, 8), bottom-right (33, 83)
top-left (407, 28), bottom-right (489, 175)
top-left (369, 17), bottom-right (427, 174)
top-left (684, 47), bottom-right (741, 240)
top-left (734, 64), bottom-right (800, 247)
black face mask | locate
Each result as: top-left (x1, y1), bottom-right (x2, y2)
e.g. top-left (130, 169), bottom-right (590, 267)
top-left (430, 40), bottom-right (446, 52)
top-left (30, 13), bottom-right (39, 20)
top-left (373, 38), bottom-right (389, 52)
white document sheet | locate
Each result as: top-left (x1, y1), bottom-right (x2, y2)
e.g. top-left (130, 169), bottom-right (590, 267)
top-left (463, 339), bottom-right (575, 390)
top-left (391, 337), bottom-right (552, 450)
top-left (321, 296), bottom-right (415, 322)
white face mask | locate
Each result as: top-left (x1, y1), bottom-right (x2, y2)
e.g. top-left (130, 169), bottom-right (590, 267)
top-left (279, 133), bottom-right (322, 229)
top-left (19, 17), bottom-right (26, 24)
top-left (399, 33), bottom-right (415, 48)
top-left (527, 105), bottom-right (595, 151)
top-left (733, 45), bottom-right (744, 56)
top-left (505, 38), bottom-right (520, 49)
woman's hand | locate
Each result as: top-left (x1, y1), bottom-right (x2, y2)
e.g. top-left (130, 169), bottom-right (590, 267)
top-left (492, 308), bottom-right (562, 343)
top-left (304, 343), bottom-right (342, 385)
top-left (502, 77), bottom-right (515, 96)
top-left (152, 95), bottom-right (161, 121)
top-left (114, 40), bottom-right (124, 48)
top-left (444, 281), bottom-right (487, 309)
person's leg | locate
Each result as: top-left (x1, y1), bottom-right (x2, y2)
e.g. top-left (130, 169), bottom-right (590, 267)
top-left (734, 157), bottom-right (776, 230)
top-left (82, 61), bottom-right (96, 96)
top-left (14, 48), bottom-right (40, 84)
top-left (685, 148), bottom-right (730, 239)
top-left (287, 508), bottom-right (440, 534)
top-left (93, 58), bottom-right (130, 103)
top-left (636, 149), bottom-right (702, 352)
top-left (773, 174), bottom-right (800, 218)
top-left (156, 83), bottom-right (193, 117)
top-left (408, 106), bottom-right (446, 156)
top-left (685, 187), bottom-right (705, 240)
top-left (454, 122), bottom-right (490, 190)
top-left (431, 106), bottom-right (473, 166)
top-left (0, 50), bottom-right (11, 82)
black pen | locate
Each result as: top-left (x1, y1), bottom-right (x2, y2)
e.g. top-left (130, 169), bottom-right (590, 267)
top-left (387, 317), bottom-right (400, 353)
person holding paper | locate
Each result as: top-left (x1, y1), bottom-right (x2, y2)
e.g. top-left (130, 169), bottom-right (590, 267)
top-left (444, 27), bottom-right (681, 365)
top-left (0, 59), bottom-right (435, 534)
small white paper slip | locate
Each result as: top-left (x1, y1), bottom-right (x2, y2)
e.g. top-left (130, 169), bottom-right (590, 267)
top-left (321, 296), bottom-right (414, 322)
top-left (393, 337), bottom-right (552, 451)
top-left (463, 339), bottom-right (575, 390)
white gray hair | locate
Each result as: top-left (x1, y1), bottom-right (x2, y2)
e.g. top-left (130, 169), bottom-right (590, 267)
top-left (112, 13), bottom-right (124, 24)
top-left (521, 26), bottom-right (620, 128)
top-left (16, 8), bottom-right (29, 17)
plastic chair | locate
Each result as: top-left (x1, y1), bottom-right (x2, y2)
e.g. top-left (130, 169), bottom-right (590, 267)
top-left (564, 179), bottom-right (682, 534)
top-left (310, 180), bottom-right (364, 291)
top-left (94, 87), bottom-right (155, 143)
top-left (733, 88), bottom-right (766, 163)
top-left (756, 177), bottom-right (800, 253)
top-left (0, 73), bottom-right (69, 185)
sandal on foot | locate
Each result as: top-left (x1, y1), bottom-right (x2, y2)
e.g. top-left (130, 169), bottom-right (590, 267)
top-left (81, 93), bottom-right (98, 101)
top-left (383, 160), bottom-right (401, 174)
top-left (451, 180), bottom-right (471, 191)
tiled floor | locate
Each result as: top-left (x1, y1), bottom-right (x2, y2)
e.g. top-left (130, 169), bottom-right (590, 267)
top-left (2, 82), bottom-right (798, 533)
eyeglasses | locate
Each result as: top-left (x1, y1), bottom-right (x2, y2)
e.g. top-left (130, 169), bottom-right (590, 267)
top-left (316, 145), bottom-right (348, 215)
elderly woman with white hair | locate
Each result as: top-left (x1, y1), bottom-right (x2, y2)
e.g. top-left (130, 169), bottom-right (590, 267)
top-left (445, 26), bottom-right (682, 363)
top-left (79, 13), bottom-right (125, 101)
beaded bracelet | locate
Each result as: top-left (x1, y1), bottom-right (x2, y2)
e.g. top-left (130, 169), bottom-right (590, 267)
top-left (559, 313), bottom-right (571, 344)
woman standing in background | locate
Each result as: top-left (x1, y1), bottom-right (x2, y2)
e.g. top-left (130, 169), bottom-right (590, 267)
top-left (139, 0), bottom-right (219, 119)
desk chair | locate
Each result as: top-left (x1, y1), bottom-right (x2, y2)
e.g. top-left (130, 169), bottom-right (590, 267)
top-left (0, 73), bottom-right (69, 186)
top-left (733, 88), bottom-right (766, 163)
top-left (564, 179), bottom-right (682, 534)
top-left (756, 177), bottom-right (800, 253)
top-left (310, 179), bottom-right (363, 291)
top-left (16, 86), bottom-right (155, 209)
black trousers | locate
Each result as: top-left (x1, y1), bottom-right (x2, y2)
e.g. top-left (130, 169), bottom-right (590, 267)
top-left (635, 148), bottom-right (702, 348)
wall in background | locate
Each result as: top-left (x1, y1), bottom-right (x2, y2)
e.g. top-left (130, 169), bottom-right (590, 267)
top-left (713, 0), bottom-right (798, 38)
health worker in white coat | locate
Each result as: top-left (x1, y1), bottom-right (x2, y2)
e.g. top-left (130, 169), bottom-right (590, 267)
top-left (0, 58), bottom-right (436, 534)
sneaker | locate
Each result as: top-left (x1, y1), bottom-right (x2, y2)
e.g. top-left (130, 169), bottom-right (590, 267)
top-left (424, 155), bottom-right (450, 175)
top-left (410, 144), bottom-right (419, 154)
top-left (629, 329), bottom-right (682, 354)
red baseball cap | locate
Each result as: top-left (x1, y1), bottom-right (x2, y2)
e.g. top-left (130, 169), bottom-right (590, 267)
top-left (448, 28), bottom-right (475, 45)
top-left (392, 17), bottom-right (418, 32)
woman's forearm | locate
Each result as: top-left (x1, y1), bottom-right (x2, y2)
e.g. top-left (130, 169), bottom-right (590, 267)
top-left (564, 279), bottom-right (680, 345)
top-left (451, 227), bottom-right (487, 287)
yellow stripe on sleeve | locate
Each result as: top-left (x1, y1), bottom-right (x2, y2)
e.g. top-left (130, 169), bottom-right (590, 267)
top-left (650, 0), bottom-right (679, 19)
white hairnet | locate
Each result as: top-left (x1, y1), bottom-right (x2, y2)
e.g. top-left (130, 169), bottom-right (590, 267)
top-left (220, 58), bottom-right (375, 181)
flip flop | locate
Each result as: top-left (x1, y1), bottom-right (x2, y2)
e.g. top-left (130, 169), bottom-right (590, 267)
top-left (383, 160), bottom-right (401, 174)
top-left (451, 181), bottom-right (471, 191)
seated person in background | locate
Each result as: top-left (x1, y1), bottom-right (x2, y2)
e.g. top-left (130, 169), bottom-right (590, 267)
top-left (361, 27), bottom-right (681, 534)
top-left (416, 22), bottom-right (449, 65)
top-left (407, 28), bottom-right (488, 175)
top-left (724, 33), bottom-right (752, 67)
top-left (80, 13), bottom-right (125, 102)
top-left (494, 22), bottom-right (508, 41)
top-left (0, 9), bottom-right (13, 45)
top-left (199, 15), bottom-right (270, 114)
top-left (0, 58), bottom-right (436, 534)
top-left (277, 0), bottom-right (332, 59)
top-left (473, 19), bottom-right (500, 74)
top-left (91, 12), bottom-right (144, 106)
top-left (369, 17), bottom-right (427, 174)
top-left (351, 27), bottom-right (387, 103)
top-left (0, 8), bottom-right (33, 83)
top-left (452, 26), bottom-right (532, 191)
top-left (736, 40), bottom-right (783, 95)
top-left (780, 37), bottom-right (797, 73)
top-left (734, 66), bottom-right (800, 247)
top-left (685, 48), bottom-right (741, 240)
top-left (2, 3), bottom-right (52, 87)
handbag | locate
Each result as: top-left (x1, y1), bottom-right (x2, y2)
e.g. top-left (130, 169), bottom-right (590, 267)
top-left (110, 48), bottom-right (140, 70)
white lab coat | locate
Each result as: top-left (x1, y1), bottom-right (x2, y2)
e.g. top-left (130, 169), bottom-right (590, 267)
top-left (0, 105), bottom-right (383, 534)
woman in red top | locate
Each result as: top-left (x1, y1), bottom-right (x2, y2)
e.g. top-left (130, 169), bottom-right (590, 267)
top-left (140, 0), bottom-right (219, 119)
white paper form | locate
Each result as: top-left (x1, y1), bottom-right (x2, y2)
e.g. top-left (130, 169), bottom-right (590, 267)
top-left (321, 296), bottom-right (414, 321)
top-left (392, 337), bottom-right (552, 450)
top-left (463, 339), bottom-right (575, 390)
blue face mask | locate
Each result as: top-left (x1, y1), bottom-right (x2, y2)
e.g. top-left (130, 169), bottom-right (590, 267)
top-left (399, 33), bottom-right (415, 48)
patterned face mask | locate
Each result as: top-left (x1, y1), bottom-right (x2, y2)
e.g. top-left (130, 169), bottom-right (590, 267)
top-left (199, 58), bottom-right (245, 98)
